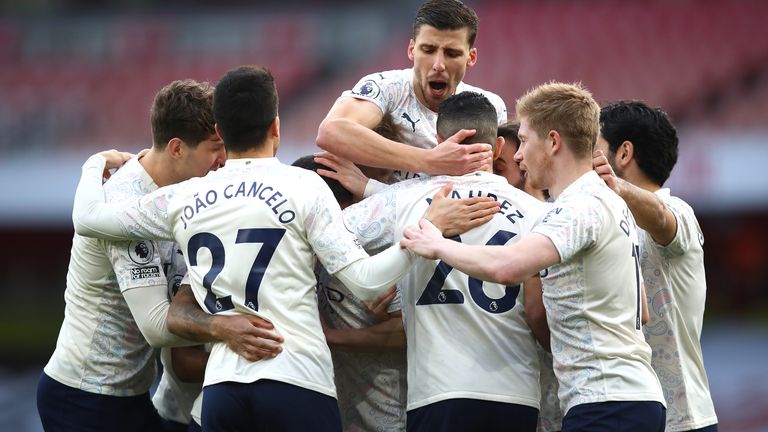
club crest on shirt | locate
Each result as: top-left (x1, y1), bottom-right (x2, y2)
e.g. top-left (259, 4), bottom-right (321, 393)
top-left (352, 80), bottom-right (381, 99)
top-left (128, 240), bottom-right (155, 265)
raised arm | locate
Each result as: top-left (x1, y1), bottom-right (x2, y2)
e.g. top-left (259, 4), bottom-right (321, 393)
top-left (73, 153), bottom-right (173, 241)
top-left (593, 150), bottom-right (676, 245)
top-left (401, 218), bottom-right (560, 286)
top-left (316, 97), bottom-right (492, 176)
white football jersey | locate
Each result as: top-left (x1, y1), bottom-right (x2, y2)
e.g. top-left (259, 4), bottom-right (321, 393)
top-left (152, 275), bottom-right (204, 425)
top-left (152, 347), bottom-right (203, 424)
top-left (536, 347), bottom-right (563, 432)
top-left (344, 171), bottom-right (547, 411)
top-left (44, 158), bottom-right (182, 396)
top-left (317, 267), bottom-right (407, 431)
top-left (532, 171), bottom-right (665, 413)
top-left (342, 68), bottom-right (508, 181)
top-left (85, 157), bottom-right (370, 397)
top-left (640, 189), bottom-right (717, 431)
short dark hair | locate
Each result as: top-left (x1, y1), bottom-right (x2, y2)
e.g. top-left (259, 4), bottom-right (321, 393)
top-left (600, 100), bottom-right (678, 186)
top-left (150, 79), bottom-right (215, 150)
top-left (414, 0), bottom-right (479, 47)
top-left (213, 66), bottom-right (278, 153)
top-left (497, 120), bottom-right (521, 150)
top-left (291, 155), bottom-right (353, 206)
top-left (436, 91), bottom-right (498, 147)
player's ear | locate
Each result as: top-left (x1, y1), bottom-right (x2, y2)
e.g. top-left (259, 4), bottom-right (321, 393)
top-left (548, 130), bottom-right (561, 154)
top-left (167, 138), bottom-right (183, 159)
top-left (467, 47), bottom-right (477, 68)
top-left (407, 39), bottom-right (415, 61)
top-left (271, 116), bottom-right (280, 139)
top-left (616, 140), bottom-right (634, 169)
top-left (493, 136), bottom-right (505, 160)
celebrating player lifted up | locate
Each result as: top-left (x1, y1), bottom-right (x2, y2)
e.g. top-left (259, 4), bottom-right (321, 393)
top-left (316, 0), bottom-right (507, 187)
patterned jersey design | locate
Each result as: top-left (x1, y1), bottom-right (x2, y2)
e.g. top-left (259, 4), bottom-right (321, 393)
top-left (532, 171), bottom-right (664, 413)
top-left (100, 157), bottom-right (369, 397)
top-left (343, 172), bottom-right (547, 411)
top-left (640, 189), bottom-right (717, 431)
top-left (44, 158), bottom-right (178, 396)
top-left (317, 266), bottom-right (407, 431)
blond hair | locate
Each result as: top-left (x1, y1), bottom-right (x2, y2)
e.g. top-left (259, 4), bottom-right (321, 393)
top-left (515, 82), bottom-right (600, 159)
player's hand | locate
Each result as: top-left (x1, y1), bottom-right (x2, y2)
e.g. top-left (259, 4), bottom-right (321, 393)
top-left (313, 151), bottom-right (369, 202)
top-left (213, 314), bottom-right (284, 362)
top-left (366, 286), bottom-right (398, 322)
top-left (424, 129), bottom-right (493, 176)
top-left (400, 218), bottom-right (444, 260)
top-left (97, 149), bottom-right (134, 180)
top-left (425, 182), bottom-right (499, 237)
top-left (592, 150), bottom-right (622, 195)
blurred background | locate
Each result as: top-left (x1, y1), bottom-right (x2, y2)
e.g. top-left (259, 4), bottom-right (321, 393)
top-left (1, 0), bottom-right (767, 430)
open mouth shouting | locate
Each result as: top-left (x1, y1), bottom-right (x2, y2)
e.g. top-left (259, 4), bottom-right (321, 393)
top-left (428, 80), bottom-right (449, 99)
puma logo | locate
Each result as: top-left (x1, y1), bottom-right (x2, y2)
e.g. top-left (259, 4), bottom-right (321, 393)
top-left (401, 112), bottom-right (420, 132)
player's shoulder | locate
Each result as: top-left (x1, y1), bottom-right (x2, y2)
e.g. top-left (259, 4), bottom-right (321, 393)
top-left (657, 189), bottom-right (694, 215)
top-left (358, 68), bottom-right (410, 84)
top-left (104, 157), bottom-right (152, 199)
top-left (346, 68), bottom-right (410, 103)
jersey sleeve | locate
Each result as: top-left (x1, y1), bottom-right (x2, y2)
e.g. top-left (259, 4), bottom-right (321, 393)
top-left (73, 154), bottom-right (175, 241)
top-left (305, 175), bottom-right (369, 274)
top-left (342, 186), bottom-right (399, 251)
top-left (657, 195), bottom-right (701, 258)
top-left (341, 71), bottom-right (403, 117)
top-left (107, 239), bottom-right (168, 293)
top-left (106, 239), bottom-right (192, 347)
top-left (532, 196), bottom-right (603, 262)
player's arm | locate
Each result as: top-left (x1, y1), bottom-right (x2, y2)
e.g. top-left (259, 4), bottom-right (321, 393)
top-left (593, 150), bottom-right (676, 245)
top-left (333, 245), bottom-right (416, 302)
top-left (316, 97), bottom-right (491, 176)
top-left (522, 275), bottom-right (550, 352)
top-left (171, 346), bottom-right (209, 383)
top-left (167, 284), bottom-right (284, 362)
top-left (73, 152), bottom-right (174, 241)
top-left (121, 283), bottom-right (200, 348)
top-left (324, 315), bottom-right (405, 352)
top-left (323, 286), bottom-right (406, 352)
top-left (401, 219), bottom-right (560, 286)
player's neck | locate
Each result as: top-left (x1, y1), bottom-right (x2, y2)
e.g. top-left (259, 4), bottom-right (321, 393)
top-left (139, 149), bottom-right (177, 188)
top-left (548, 158), bottom-right (593, 199)
top-left (227, 145), bottom-right (275, 160)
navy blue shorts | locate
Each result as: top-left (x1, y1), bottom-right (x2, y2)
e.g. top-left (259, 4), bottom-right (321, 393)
top-left (187, 420), bottom-right (201, 432)
top-left (36, 372), bottom-right (164, 432)
top-left (201, 379), bottom-right (341, 432)
top-left (687, 425), bottom-right (718, 432)
top-left (159, 417), bottom-right (189, 432)
top-left (562, 401), bottom-right (666, 432)
top-left (407, 398), bottom-right (538, 432)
